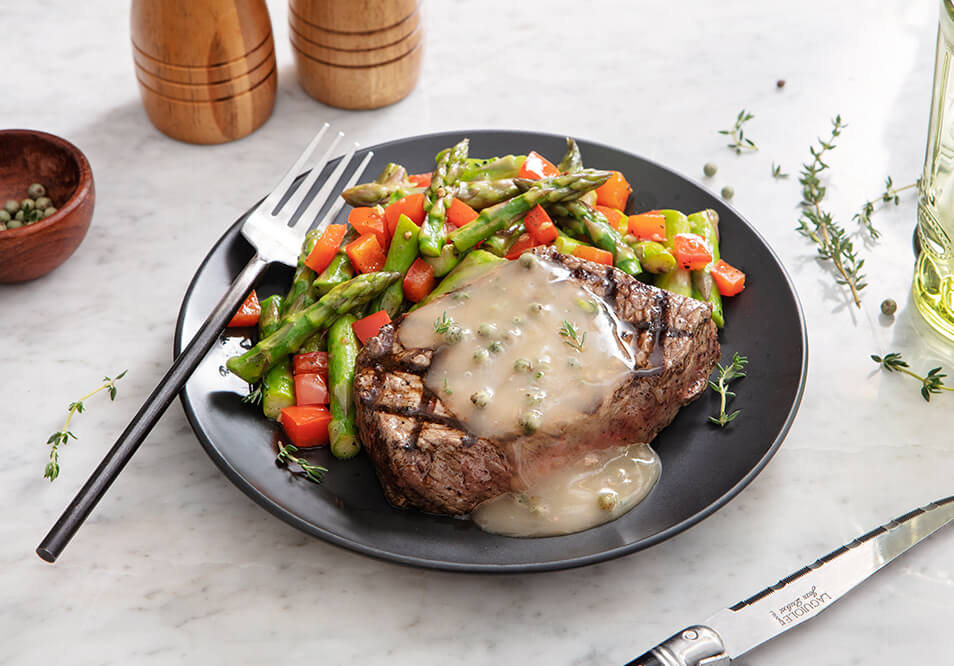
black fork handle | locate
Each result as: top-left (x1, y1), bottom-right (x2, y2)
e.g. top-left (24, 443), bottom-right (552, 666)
top-left (36, 253), bottom-right (269, 563)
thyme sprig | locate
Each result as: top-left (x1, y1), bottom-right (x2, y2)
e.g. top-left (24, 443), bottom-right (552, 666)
top-left (276, 442), bottom-right (328, 484)
top-left (708, 353), bottom-right (748, 427)
top-left (434, 311), bottom-right (454, 335)
top-left (853, 176), bottom-right (919, 240)
top-left (718, 109), bottom-right (758, 154)
top-left (559, 320), bottom-right (586, 352)
top-left (772, 162), bottom-right (789, 179)
top-left (795, 115), bottom-right (866, 308)
top-left (871, 352), bottom-right (954, 402)
top-left (44, 371), bottom-right (128, 481)
top-left (242, 383), bottom-right (263, 406)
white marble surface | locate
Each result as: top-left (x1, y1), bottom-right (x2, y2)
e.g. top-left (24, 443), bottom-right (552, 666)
top-left (3, 1), bottom-right (954, 664)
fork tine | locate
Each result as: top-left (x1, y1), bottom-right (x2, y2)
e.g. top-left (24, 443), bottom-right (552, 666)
top-left (290, 141), bottom-right (360, 231)
top-left (259, 123), bottom-right (329, 215)
top-left (305, 149), bottom-right (375, 234)
top-left (273, 130), bottom-right (345, 224)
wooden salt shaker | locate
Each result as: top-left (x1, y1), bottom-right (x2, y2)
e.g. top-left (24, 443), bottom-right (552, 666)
top-left (131, 0), bottom-right (277, 144)
top-left (289, 0), bottom-right (423, 110)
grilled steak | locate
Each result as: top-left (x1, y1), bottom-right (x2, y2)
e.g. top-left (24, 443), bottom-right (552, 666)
top-left (353, 246), bottom-right (720, 516)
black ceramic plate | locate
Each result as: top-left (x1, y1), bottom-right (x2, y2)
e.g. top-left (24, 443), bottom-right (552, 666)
top-left (175, 130), bottom-right (806, 573)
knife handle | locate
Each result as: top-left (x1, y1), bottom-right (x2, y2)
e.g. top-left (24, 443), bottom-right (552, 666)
top-left (624, 626), bottom-right (729, 666)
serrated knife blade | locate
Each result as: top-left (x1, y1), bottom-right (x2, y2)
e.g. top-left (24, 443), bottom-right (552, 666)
top-left (624, 495), bottom-right (954, 666)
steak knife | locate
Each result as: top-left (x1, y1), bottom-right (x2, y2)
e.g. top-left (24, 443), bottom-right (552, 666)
top-left (625, 495), bottom-right (954, 666)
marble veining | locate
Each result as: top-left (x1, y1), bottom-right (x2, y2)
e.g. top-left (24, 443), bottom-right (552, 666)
top-left (3, 1), bottom-right (954, 665)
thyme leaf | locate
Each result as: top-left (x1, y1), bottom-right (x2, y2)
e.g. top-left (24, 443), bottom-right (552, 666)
top-left (559, 320), bottom-right (586, 352)
top-left (43, 371), bottom-right (128, 481)
top-left (708, 353), bottom-right (748, 427)
top-left (718, 109), bottom-right (758, 154)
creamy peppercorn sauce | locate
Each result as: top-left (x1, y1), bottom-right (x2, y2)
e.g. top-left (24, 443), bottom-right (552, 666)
top-left (397, 254), bottom-right (662, 536)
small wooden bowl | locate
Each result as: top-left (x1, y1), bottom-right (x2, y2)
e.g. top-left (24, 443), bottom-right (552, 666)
top-left (288, 4), bottom-right (419, 51)
top-left (288, 21), bottom-right (421, 67)
top-left (137, 66), bottom-right (277, 144)
top-left (0, 130), bottom-right (95, 283)
top-left (292, 40), bottom-right (421, 109)
top-left (289, 0), bottom-right (418, 34)
top-left (134, 53), bottom-right (275, 102)
top-left (132, 32), bottom-right (275, 85)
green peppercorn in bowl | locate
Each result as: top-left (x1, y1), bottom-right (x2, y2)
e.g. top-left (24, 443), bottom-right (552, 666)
top-left (0, 129), bottom-right (95, 283)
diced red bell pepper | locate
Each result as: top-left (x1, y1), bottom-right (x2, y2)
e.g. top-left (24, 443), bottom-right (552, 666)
top-left (294, 372), bottom-right (329, 406)
top-left (293, 351), bottom-right (329, 383)
top-left (348, 205), bottom-right (388, 249)
top-left (227, 290), bottom-right (261, 327)
top-left (523, 204), bottom-right (558, 244)
top-left (384, 192), bottom-right (427, 236)
top-left (711, 259), bottom-right (746, 296)
top-left (304, 224), bottom-right (348, 274)
top-left (345, 233), bottom-right (387, 274)
top-left (595, 171), bottom-right (632, 210)
top-left (595, 205), bottom-right (628, 234)
top-left (408, 173), bottom-right (432, 188)
top-left (518, 151), bottom-right (560, 180)
top-left (505, 232), bottom-right (540, 260)
top-left (352, 310), bottom-right (392, 345)
top-left (672, 233), bottom-right (714, 270)
top-left (279, 405), bottom-right (332, 448)
top-left (403, 258), bottom-right (437, 303)
top-left (628, 212), bottom-right (667, 242)
top-left (572, 245), bottom-right (614, 266)
top-left (446, 197), bottom-right (479, 227)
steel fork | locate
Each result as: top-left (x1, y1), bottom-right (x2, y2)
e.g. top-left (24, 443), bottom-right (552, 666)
top-left (37, 124), bottom-right (375, 562)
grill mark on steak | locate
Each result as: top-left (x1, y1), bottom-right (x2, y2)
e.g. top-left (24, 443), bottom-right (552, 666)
top-left (353, 246), bottom-right (721, 516)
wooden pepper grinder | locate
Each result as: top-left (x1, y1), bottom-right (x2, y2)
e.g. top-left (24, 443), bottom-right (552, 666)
top-left (289, 0), bottom-right (423, 109)
top-left (131, 0), bottom-right (277, 144)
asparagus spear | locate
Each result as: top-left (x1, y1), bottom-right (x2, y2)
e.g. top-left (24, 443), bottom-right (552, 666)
top-left (455, 179), bottom-right (521, 210)
top-left (423, 243), bottom-right (463, 277)
top-left (688, 209), bottom-right (724, 327)
top-left (370, 213), bottom-right (421, 316)
top-left (313, 253), bottom-right (355, 295)
top-left (258, 296), bottom-right (296, 420)
top-left (631, 239), bottom-right (677, 274)
top-left (435, 153), bottom-right (526, 181)
top-left (226, 271), bottom-right (400, 383)
top-left (327, 314), bottom-right (361, 459)
top-left (557, 137), bottom-right (583, 174)
top-left (414, 250), bottom-right (506, 308)
top-left (449, 170), bottom-right (611, 253)
top-left (563, 201), bottom-right (642, 276)
top-left (282, 229), bottom-right (322, 317)
top-left (654, 209), bottom-right (693, 297)
top-left (420, 139), bottom-right (469, 256)
top-left (482, 221), bottom-right (525, 257)
top-left (340, 163), bottom-right (413, 206)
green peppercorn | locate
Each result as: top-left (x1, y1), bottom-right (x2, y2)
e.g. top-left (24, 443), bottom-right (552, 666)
top-left (0, 210), bottom-right (9, 223)
top-left (470, 390), bottom-right (491, 409)
top-left (14, 210), bottom-right (24, 221)
top-left (880, 298), bottom-right (898, 316)
top-left (7, 219), bottom-right (23, 230)
top-left (511, 315), bottom-right (525, 326)
top-left (721, 185), bottom-right (735, 200)
top-left (27, 183), bottom-right (46, 199)
top-left (488, 340), bottom-right (504, 354)
top-left (519, 410), bottom-right (542, 434)
top-left (703, 162), bottom-right (718, 177)
top-left (513, 358), bottom-right (532, 373)
top-left (443, 324), bottom-right (464, 344)
top-left (518, 252), bottom-right (536, 269)
top-left (0, 222), bottom-right (6, 231)
top-left (529, 302), bottom-right (545, 316)
top-left (34, 196), bottom-right (52, 210)
top-left (43, 207), bottom-right (57, 218)
top-left (20, 198), bottom-right (35, 213)
top-left (473, 348), bottom-right (490, 365)
top-left (567, 356), bottom-right (581, 368)
top-left (477, 322), bottom-right (497, 338)
top-left (4, 200), bottom-right (18, 215)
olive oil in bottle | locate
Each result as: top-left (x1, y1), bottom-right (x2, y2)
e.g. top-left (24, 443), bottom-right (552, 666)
top-left (915, 0), bottom-right (954, 341)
